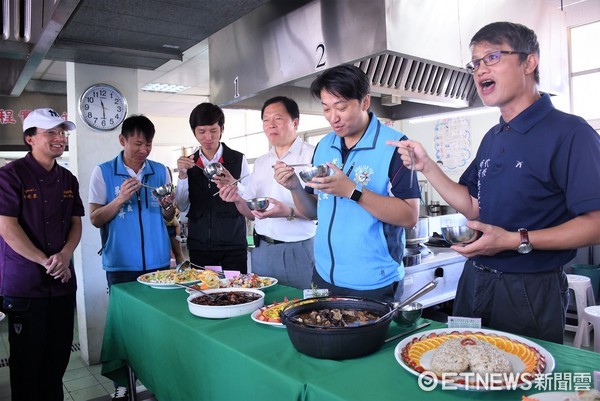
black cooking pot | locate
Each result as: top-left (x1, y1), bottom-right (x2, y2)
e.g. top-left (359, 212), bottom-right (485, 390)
top-left (279, 297), bottom-right (393, 360)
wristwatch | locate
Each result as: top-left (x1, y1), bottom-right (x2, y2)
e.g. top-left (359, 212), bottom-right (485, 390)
top-left (517, 228), bottom-right (533, 254)
top-left (350, 183), bottom-right (363, 202)
top-left (286, 207), bottom-right (296, 221)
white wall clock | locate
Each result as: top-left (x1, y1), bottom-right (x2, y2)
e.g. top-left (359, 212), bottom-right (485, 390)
top-left (78, 83), bottom-right (128, 131)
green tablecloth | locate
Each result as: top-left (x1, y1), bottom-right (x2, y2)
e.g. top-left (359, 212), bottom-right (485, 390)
top-left (101, 282), bottom-right (600, 401)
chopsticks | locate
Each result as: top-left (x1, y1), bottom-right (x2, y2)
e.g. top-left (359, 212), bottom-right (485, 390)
top-left (408, 147), bottom-right (415, 189)
top-left (212, 174), bottom-right (250, 197)
top-left (270, 163), bottom-right (311, 168)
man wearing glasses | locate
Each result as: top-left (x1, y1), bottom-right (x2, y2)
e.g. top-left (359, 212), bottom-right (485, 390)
top-left (0, 108), bottom-right (84, 400)
top-left (388, 21), bottom-right (600, 343)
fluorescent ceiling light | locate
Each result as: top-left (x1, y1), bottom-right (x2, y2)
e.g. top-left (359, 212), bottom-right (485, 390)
top-left (141, 83), bottom-right (191, 93)
top-left (407, 107), bottom-right (498, 124)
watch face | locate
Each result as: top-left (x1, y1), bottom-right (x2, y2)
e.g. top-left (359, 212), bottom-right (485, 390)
top-left (78, 84), bottom-right (128, 131)
top-left (517, 243), bottom-right (533, 254)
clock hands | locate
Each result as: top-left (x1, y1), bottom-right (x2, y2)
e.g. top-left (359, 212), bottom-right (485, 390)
top-left (100, 100), bottom-right (107, 119)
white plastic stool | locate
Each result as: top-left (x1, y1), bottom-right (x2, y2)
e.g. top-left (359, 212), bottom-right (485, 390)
top-left (573, 305), bottom-right (600, 352)
top-left (565, 274), bottom-right (596, 347)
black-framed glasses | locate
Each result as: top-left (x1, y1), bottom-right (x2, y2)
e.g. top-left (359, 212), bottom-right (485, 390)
top-left (465, 50), bottom-right (529, 74)
top-left (41, 129), bottom-right (69, 139)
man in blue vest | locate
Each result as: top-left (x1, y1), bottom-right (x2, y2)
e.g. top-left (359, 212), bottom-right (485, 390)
top-left (89, 114), bottom-right (174, 400)
top-left (275, 65), bottom-right (421, 302)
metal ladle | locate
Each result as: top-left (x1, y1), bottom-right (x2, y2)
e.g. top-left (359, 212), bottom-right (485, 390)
top-left (374, 279), bottom-right (438, 323)
top-left (131, 181), bottom-right (173, 197)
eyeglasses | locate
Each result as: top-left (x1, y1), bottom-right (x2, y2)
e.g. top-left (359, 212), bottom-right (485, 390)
top-left (465, 50), bottom-right (529, 74)
top-left (41, 129), bottom-right (69, 139)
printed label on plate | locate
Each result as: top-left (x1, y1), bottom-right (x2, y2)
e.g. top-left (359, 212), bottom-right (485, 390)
top-left (447, 316), bottom-right (481, 329)
top-left (224, 270), bottom-right (241, 279)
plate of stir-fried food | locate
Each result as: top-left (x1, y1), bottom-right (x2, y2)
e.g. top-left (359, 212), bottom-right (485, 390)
top-left (137, 269), bottom-right (219, 289)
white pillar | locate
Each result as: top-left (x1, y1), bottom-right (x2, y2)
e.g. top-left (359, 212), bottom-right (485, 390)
top-left (66, 63), bottom-right (138, 365)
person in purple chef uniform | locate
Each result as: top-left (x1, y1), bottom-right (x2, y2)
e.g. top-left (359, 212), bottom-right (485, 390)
top-left (0, 108), bottom-right (84, 401)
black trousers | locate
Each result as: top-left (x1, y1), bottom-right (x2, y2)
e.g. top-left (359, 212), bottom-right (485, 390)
top-left (453, 259), bottom-right (569, 344)
top-left (189, 248), bottom-right (248, 274)
top-left (3, 293), bottom-right (76, 401)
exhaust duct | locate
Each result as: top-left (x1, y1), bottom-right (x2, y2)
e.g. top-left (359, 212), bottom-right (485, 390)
top-left (209, 0), bottom-right (566, 119)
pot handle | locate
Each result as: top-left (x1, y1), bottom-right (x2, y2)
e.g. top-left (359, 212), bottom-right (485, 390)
top-left (393, 279), bottom-right (438, 310)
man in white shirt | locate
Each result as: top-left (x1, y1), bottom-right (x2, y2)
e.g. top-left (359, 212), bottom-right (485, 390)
top-left (219, 96), bottom-right (316, 288)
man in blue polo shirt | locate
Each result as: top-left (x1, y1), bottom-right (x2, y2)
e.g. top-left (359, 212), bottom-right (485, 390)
top-left (0, 108), bottom-right (84, 400)
top-left (389, 21), bottom-right (600, 343)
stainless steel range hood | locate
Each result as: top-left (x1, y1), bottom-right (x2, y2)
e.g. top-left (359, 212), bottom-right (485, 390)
top-left (209, 0), bottom-right (566, 119)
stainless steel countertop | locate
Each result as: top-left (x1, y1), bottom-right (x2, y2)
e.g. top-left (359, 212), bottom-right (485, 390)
top-left (404, 246), bottom-right (466, 272)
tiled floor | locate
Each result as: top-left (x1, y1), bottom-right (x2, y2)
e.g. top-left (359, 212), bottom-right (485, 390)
top-left (0, 313), bottom-right (158, 401)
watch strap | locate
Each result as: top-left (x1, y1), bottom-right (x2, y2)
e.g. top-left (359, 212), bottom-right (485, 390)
top-left (518, 228), bottom-right (529, 244)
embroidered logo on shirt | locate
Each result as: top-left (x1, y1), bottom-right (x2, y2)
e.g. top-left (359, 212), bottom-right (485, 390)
top-left (353, 165), bottom-right (373, 186)
top-left (515, 160), bottom-right (523, 168)
top-left (22, 188), bottom-right (39, 200)
top-left (63, 189), bottom-right (75, 199)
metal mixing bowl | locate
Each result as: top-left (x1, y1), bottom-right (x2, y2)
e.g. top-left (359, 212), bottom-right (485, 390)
top-left (299, 165), bottom-right (331, 183)
top-left (441, 226), bottom-right (480, 244)
top-left (393, 302), bottom-right (423, 326)
top-left (246, 197), bottom-right (269, 212)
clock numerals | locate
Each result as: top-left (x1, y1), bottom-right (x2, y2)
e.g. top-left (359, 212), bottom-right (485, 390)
top-left (78, 84), bottom-right (128, 131)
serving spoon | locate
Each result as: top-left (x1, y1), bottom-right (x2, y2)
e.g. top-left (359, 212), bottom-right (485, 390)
top-left (175, 259), bottom-right (226, 278)
top-left (374, 279), bottom-right (438, 323)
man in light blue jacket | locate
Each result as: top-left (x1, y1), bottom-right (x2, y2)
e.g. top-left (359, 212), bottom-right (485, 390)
top-left (275, 64), bottom-right (421, 302)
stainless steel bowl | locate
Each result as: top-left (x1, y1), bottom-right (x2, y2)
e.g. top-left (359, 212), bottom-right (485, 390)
top-left (152, 183), bottom-right (173, 197)
top-left (402, 249), bottom-right (421, 267)
top-left (393, 302), bottom-right (423, 326)
top-left (441, 226), bottom-right (480, 244)
top-left (203, 162), bottom-right (225, 180)
top-left (246, 197), bottom-right (269, 212)
top-left (299, 165), bottom-right (331, 183)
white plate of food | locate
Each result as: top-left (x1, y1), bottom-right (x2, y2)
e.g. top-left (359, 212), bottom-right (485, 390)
top-left (250, 299), bottom-right (296, 328)
top-left (394, 328), bottom-right (555, 391)
top-left (187, 288), bottom-right (265, 319)
top-left (224, 274), bottom-right (278, 290)
top-left (137, 269), bottom-right (219, 289)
